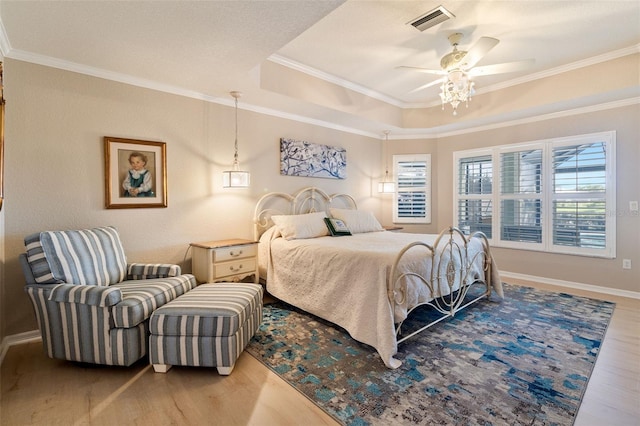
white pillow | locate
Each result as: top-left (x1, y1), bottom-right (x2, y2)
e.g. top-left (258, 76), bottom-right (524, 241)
top-left (330, 208), bottom-right (384, 234)
top-left (271, 212), bottom-right (329, 240)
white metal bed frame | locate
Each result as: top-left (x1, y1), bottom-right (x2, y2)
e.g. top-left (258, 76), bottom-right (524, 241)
top-left (254, 186), bottom-right (493, 345)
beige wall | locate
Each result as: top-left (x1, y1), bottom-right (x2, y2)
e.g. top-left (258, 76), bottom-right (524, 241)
top-left (1, 59), bottom-right (383, 338)
top-left (1, 58), bottom-right (638, 343)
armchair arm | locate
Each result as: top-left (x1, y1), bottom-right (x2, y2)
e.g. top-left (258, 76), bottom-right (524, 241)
top-left (48, 283), bottom-right (123, 307)
top-left (126, 263), bottom-right (181, 280)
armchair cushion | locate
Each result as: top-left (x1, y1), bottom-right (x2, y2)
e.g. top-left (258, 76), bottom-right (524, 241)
top-left (39, 226), bottom-right (127, 286)
top-left (110, 274), bottom-right (197, 328)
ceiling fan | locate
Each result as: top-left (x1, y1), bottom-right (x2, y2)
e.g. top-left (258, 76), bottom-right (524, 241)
top-left (398, 33), bottom-right (534, 114)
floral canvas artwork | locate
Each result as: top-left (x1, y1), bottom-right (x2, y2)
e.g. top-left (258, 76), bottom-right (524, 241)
top-left (280, 138), bottom-right (346, 179)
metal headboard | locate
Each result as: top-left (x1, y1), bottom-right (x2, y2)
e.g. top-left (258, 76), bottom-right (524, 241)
top-left (253, 186), bottom-right (357, 240)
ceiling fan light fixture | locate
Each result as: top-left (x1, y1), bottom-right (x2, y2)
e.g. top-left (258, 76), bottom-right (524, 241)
top-left (398, 32), bottom-right (532, 117)
top-left (440, 70), bottom-right (475, 116)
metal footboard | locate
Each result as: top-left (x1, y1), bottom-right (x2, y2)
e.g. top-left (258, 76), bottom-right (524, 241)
top-left (389, 226), bottom-right (493, 345)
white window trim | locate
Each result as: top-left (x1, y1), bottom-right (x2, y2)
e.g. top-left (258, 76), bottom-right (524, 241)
top-left (453, 131), bottom-right (616, 258)
top-left (393, 153), bottom-right (431, 224)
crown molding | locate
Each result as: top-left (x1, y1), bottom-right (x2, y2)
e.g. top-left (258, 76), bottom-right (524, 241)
top-left (0, 18), bottom-right (11, 57)
top-left (270, 45), bottom-right (640, 110)
top-left (5, 49), bottom-right (382, 138)
top-left (239, 101), bottom-right (380, 139)
top-left (433, 96), bottom-right (640, 139)
top-left (268, 54), bottom-right (409, 108)
top-left (4, 45), bottom-right (638, 141)
top-left (474, 44), bottom-right (640, 97)
top-left (6, 48), bottom-right (223, 103)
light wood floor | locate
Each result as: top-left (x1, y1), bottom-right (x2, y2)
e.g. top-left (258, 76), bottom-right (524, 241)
top-left (1, 279), bottom-right (638, 426)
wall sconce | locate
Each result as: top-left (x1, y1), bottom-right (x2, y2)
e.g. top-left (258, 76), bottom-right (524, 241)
top-left (378, 130), bottom-right (395, 193)
top-left (222, 91), bottom-right (250, 188)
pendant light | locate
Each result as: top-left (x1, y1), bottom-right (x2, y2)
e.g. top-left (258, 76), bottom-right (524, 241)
top-left (378, 130), bottom-right (395, 193)
top-left (222, 91), bottom-right (250, 188)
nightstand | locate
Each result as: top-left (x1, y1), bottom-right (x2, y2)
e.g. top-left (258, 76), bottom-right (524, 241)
top-left (190, 239), bottom-right (259, 284)
top-left (383, 225), bottom-right (404, 232)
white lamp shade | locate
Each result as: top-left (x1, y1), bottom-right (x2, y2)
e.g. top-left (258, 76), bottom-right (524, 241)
top-left (378, 181), bottom-right (395, 193)
top-left (222, 170), bottom-right (250, 188)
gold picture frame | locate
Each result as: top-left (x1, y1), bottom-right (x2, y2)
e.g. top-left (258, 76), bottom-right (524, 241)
top-left (104, 136), bottom-right (167, 209)
top-left (0, 62), bottom-right (5, 212)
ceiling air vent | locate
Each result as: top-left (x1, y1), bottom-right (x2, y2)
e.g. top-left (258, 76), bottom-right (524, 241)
top-left (407, 5), bottom-right (455, 31)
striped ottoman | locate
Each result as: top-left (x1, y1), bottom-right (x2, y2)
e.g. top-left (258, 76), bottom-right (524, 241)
top-left (149, 282), bottom-right (263, 375)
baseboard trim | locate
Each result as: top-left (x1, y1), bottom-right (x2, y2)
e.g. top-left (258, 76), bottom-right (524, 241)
top-left (0, 330), bottom-right (41, 366)
top-left (500, 271), bottom-right (640, 300)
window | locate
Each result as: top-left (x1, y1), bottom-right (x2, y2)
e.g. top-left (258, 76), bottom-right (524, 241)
top-left (393, 154), bottom-right (431, 223)
top-left (457, 154), bottom-right (493, 237)
top-left (454, 132), bottom-right (615, 258)
top-left (500, 147), bottom-right (543, 243)
top-left (552, 142), bottom-right (609, 250)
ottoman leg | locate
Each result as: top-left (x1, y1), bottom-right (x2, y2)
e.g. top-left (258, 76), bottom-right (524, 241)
top-left (153, 363), bottom-right (172, 373)
top-left (217, 364), bottom-right (235, 376)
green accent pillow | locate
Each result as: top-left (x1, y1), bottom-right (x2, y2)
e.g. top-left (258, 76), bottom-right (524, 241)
top-left (324, 217), bottom-right (352, 236)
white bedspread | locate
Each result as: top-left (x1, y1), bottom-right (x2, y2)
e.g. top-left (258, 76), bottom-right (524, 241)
top-left (260, 229), bottom-right (502, 368)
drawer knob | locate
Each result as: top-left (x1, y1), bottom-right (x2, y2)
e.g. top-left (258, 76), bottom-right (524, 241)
top-left (230, 250), bottom-right (243, 257)
top-left (230, 264), bottom-right (243, 272)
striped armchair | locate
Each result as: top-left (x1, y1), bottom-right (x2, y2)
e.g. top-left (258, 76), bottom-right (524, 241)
top-left (20, 226), bottom-right (197, 366)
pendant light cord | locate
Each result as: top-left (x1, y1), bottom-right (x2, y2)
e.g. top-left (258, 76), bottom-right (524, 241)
top-left (230, 91), bottom-right (242, 170)
top-left (384, 130), bottom-right (390, 177)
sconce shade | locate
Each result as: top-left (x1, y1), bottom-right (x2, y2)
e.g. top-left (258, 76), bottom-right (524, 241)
top-left (222, 170), bottom-right (250, 188)
top-left (378, 180), bottom-right (395, 193)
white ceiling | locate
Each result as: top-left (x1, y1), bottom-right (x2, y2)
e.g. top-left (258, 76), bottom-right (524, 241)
top-left (1, 0), bottom-right (639, 138)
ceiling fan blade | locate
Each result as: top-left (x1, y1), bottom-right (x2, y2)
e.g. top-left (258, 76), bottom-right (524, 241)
top-left (469, 59), bottom-right (535, 76)
top-left (462, 36), bottom-right (499, 69)
top-left (395, 65), bottom-right (446, 76)
top-left (408, 78), bottom-right (445, 94)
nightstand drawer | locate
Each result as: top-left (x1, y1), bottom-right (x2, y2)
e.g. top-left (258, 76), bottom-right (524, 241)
top-left (191, 238), bottom-right (259, 284)
top-left (213, 258), bottom-right (257, 280)
top-left (214, 244), bottom-right (257, 262)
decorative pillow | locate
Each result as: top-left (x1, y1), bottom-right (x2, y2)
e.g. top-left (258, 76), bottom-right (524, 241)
top-left (330, 208), bottom-right (384, 234)
top-left (271, 212), bottom-right (329, 240)
top-left (324, 217), bottom-right (352, 236)
top-left (39, 226), bottom-right (128, 286)
top-left (24, 233), bottom-right (61, 284)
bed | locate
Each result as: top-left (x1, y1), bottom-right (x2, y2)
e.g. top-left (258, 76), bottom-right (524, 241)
top-left (254, 187), bottom-right (502, 368)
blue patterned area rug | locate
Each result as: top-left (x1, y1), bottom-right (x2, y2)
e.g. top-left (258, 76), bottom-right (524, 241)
top-left (246, 283), bottom-right (615, 425)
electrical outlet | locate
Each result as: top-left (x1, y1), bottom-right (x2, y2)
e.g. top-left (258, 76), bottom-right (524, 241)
top-left (630, 201), bottom-right (639, 212)
top-left (622, 259), bottom-right (632, 270)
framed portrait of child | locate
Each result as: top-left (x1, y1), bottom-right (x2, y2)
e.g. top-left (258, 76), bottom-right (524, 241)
top-left (104, 136), bottom-right (167, 209)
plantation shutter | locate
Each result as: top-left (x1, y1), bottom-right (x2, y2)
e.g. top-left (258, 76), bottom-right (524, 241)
top-left (552, 142), bottom-right (607, 249)
top-left (393, 154), bottom-right (431, 223)
top-left (499, 149), bottom-right (543, 243)
top-left (456, 155), bottom-right (493, 237)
